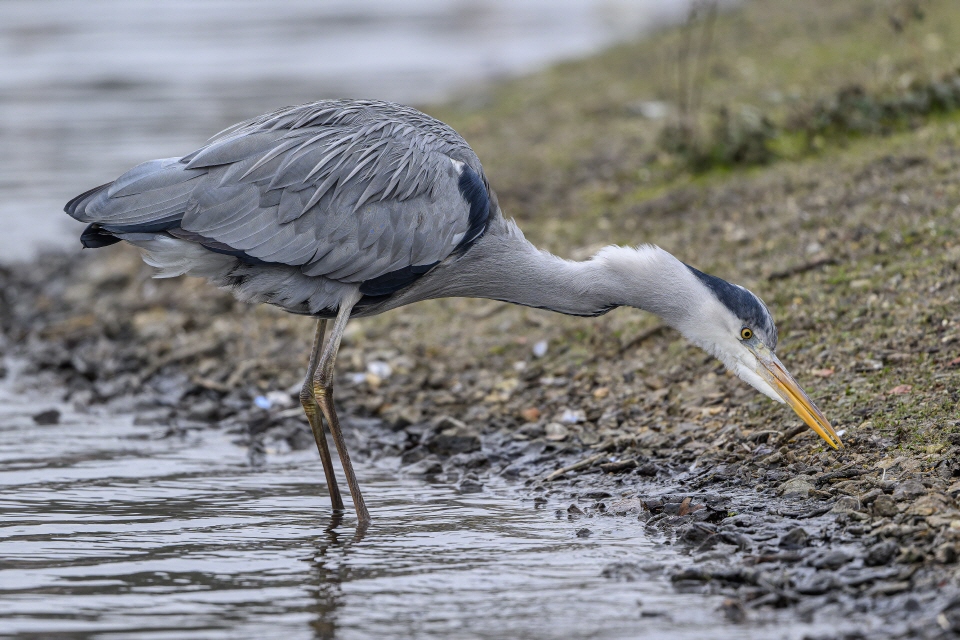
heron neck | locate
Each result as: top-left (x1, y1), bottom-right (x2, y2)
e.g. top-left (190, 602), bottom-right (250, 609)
top-left (410, 220), bottom-right (702, 326)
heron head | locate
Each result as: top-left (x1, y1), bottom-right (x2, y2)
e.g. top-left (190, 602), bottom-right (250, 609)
top-left (678, 265), bottom-right (842, 450)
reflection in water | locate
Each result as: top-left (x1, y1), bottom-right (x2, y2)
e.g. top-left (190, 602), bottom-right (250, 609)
top-left (0, 380), bottom-right (849, 639)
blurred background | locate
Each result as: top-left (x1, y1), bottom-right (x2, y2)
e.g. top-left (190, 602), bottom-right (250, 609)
top-left (0, 0), bottom-right (698, 263)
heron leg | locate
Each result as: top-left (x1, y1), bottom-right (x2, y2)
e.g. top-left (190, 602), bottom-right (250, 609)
top-left (300, 319), bottom-right (344, 512)
top-left (314, 295), bottom-right (370, 524)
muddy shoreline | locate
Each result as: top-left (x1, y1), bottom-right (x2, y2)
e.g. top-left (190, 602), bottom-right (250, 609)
top-left (1, 233), bottom-right (958, 637)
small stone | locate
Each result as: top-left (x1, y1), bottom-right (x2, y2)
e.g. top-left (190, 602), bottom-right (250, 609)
top-left (892, 480), bottom-right (926, 499)
top-left (719, 599), bottom-right (746, 624)
top-left (600, 562), bottom-right (661, 582)
top-left (869, 581), bottom-right (911, 596)
top-left (812, 550), bottom-right (853, 570)
top-left (636, 462), bottom-right (660, 476)
top-left (425, 419), bottom-right (481, 456)
top-left (830, 495), bottom-right (862, 513)
top-left (520, 407), bottom-right (541, 422)
top-left (938, 598), bottom-right (960, 632)
top-left (265, 390), bottom-right (294, 408)
top-left (458, 477), bottom-right (484, 493)
top-left (779, 526), bottom-right (809, 549)
top-left (778, 476), bottom-right (815, 498)
top-left (600, 459), bottom-right (638, 474)
top-left (567, 504), bottom-right (584, 515)
top-left (404, 457), bottom-right (443, 476)
top-left (873, 494), bottom-right (899, 517)
top-left (935, 543), bottom-right (958, 564)
top-left (888, 384), bottom-right (912, 395)
top-left (387, 405), bottom-right (422, 429)
top-left (575, 527), bottom-right (592, 538)
top-left (186, 399), bottom-right (220, 422)
top-left (400, 447), bottom-right (427, 465)
top-left (811, 368), bottom-right (835, 377)
top-left (366, 360), bottom-right (392, 379)
top-left (592, 387), bottom-right (610, 399)
top-left (32, 409), bottom-right (60, 425)
top-left (559, 408), bottom-right (586, 424)
top-left (865, 540), bottom-right (899, 566)
top-left (795, 573), bottom-right (840, 595)
top-left (545, 422), bottom-right (569, 441)
top-left (897, 546), bottom-right (925, 564)
top-left (532, 340), bottom-right (548, 358)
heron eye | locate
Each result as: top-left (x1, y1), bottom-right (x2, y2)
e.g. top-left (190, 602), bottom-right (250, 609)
top-left (740, 327), bottom-right (753, 340)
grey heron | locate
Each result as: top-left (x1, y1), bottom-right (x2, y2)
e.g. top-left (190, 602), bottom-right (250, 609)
top-left (66, 99), bottom-right (841, 524)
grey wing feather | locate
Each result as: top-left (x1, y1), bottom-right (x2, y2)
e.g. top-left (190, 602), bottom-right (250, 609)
top-left (68, 99), bottom-right (490, 287)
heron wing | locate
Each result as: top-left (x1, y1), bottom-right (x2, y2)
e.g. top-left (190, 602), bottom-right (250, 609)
top-left (67, 100), bottom-right (492, 292)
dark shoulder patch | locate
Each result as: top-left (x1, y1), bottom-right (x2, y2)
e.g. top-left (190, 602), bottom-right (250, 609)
top-left (455, 164), bottom-right (490, 253)
top-left (685, 264), bottom-right (778, 348)
top-left (358, 261), bottom-right (440, 298)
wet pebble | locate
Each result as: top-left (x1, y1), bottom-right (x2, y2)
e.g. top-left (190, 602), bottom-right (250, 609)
top-left (718, 598), bottom-right (746, 623)
top-left (872, 494), bottom-right (899, 517)
top-left (865, 540), bottom-right (900, 567)
top-left (939, 597), bottom-right (960, 632)
top-left (575, 527), bottom-right (592, 538)
top-left (186, 399), bottom-right (220, 422)
top-left (425, 422), bottom-right (480, 456)
top-left (795, 572), bottom-right (840, 595)
top-left (892, 480), bottom-right (927, 500)
top-left (544, 422), bottom-right (569, 441)
top-left (404, 457), bottom-right (443, 476)
top-left (778, 476), bottom-right (815, 498)
top-left (457, 476), bottom-right (484, 493)
top-left (600, 562), bottom-right (663, 582)
top-left (599, 459), bottom-right (637, 473)
top-left (934, 543), bottom-right (958, 564)
top-left (779, 527), bottom-right (810, 549)
top-left (31, 409), bottom-right (60, 425)
top-left (811, 550), bottom-right (853, 570)
top-left (636, 462), bottom-right (660, 476)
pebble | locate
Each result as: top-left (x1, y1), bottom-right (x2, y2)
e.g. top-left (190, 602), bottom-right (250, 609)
top-left (939, 598), bottom-right (960, 632)
top-left (778, 476), bottom-right (815, 498)
top-left (532, 340), bottom-right (548, 358)
top-left (812, 550), bottom-right (853, 570)
top-left (366, 360), bottom-right (392, 379)
top-left (892, 480), bottom-right (926, 499)
top-left (31, 409), bottom-right (60, 425)
top-left (872, 494), bottom-right (899, 517)
top-left (458, 477), bottom-right (484, 493)
top-left (520, 407), bottom-right (541, 422)
top-left (544, 423), bottom-right (569, 441)
top-left (404, 457), bottom-right (443, 476)
top-left (559, 409), bottom-right (586, 424)
top-left (779, 527), bottom-right (810, 549)
top-left (865, 540), bottom-right (900, 567)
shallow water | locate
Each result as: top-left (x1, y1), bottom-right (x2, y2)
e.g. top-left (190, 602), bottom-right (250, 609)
top-left (0, 0), bottom-right (697, 264)
top-left (0, 372), bottom-right (867, 640)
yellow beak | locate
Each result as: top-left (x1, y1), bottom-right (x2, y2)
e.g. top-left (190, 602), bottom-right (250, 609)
top-left (753, 346), bottom-right (843, 450)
